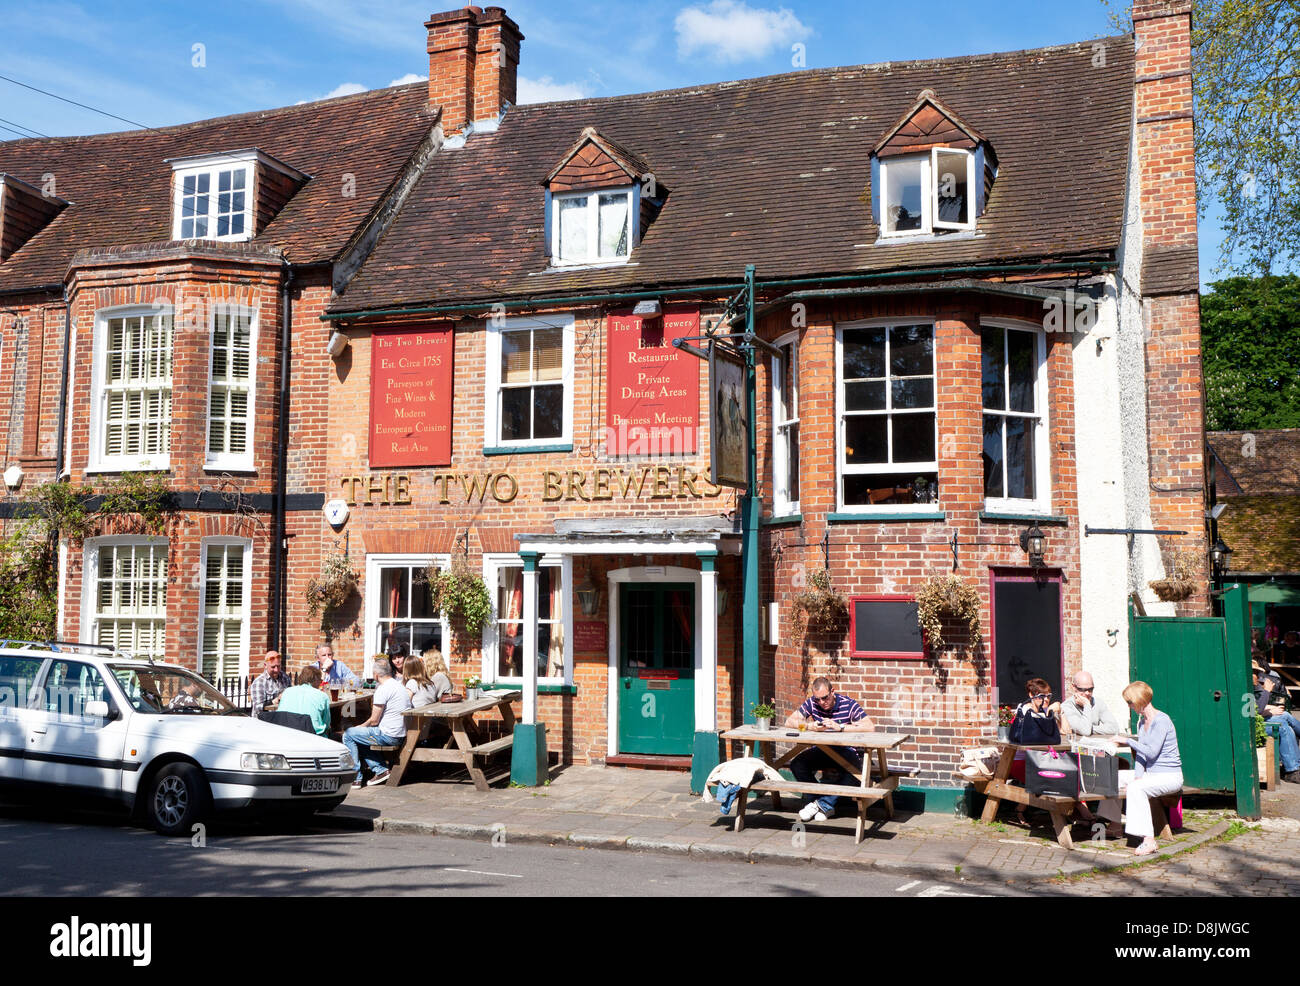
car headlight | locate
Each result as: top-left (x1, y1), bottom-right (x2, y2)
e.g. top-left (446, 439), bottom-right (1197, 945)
top-left (240, 753), bottom-right (290, 770)
top-left (339, 751), bottom-right (355, 771)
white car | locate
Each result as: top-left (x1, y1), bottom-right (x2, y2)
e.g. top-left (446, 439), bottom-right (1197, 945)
top-left (0, 640), bottom-right (355, 834)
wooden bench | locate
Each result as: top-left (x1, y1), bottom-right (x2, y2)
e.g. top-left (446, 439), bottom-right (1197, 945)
top-left (733, 770), bottom-right (904, 844)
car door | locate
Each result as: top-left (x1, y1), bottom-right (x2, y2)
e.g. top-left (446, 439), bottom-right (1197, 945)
top-left (0, 654), bottom-right (46, 782)
top-left (25, 659), bottom-right (130, 793)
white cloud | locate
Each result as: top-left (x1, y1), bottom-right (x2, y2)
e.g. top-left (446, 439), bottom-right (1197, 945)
top-left (324, 82), bottom-right (368, 98)
top-left (517, 75), bottom-right (591, 104)
top-left (674, 0), bottom-right (811, 64)
top-left (389, 72), bottom-right (426, 87)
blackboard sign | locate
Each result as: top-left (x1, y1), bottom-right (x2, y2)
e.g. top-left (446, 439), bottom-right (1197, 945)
top-left (992, 577), bottom-right (1063, 702)
top-left (850, 596), bottom-right (925, 659)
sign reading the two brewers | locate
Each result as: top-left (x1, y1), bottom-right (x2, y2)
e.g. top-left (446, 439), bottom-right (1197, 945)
top-left (606, 307), bottom-right (700, 456)
top-left (369, 325), bottom-right (454, 467)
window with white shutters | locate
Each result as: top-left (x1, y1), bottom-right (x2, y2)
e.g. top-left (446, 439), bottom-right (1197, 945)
top-left (89, 540), bottom-right (168, 660)
top-left (199, 540), bottom-right (249, 679)
top-left (206, 308), bottom-right (255, 470)
top-left (93, 311), bottom-right (173, 471)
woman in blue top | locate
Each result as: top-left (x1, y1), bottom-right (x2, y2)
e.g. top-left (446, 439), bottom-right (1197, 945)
top-left (1098, 680), bottom-right (1183, 856)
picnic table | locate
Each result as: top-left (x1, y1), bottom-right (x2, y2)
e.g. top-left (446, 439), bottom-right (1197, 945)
top-left (327, 690), bottom-right (373, 735)
top-left (388, 690), bottom-right (522, 791)
top-left (719, 724), bottom-right (915, 844)
top-left (973, 738), bottom-right (1157, 850)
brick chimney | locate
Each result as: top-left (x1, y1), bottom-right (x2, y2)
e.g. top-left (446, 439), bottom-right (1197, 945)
top-left (1132, 0), bottom-right (1208, 612)
top-left (426, 6), bottom-right (523, 137)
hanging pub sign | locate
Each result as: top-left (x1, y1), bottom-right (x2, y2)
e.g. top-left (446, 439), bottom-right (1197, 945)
top-left (369, 324), bottom-right (455, 467)
top-left (708, 343), bottom-right (748, 490)
top-left (606, 307), bottom-right (700, 456)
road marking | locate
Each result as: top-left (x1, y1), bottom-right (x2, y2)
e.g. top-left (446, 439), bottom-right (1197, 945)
top-left (917, 884), bottom-right (985, 897)
top-left (446, 867), bottom-right (523, 879)
top-left (895, 880), bottom-right (922, 891)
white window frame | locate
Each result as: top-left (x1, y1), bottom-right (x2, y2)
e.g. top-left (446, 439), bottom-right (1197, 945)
top-left (363, 553), bottom-right (450, 680)
top-left (204, 304), bottom-right (258, 472)
top-left (771, 331), bottom-right (800, 516)
top-left (549, 187), bottom-right (634, 266)
top-left (196, 537), bottom-right (253, 680)
top-left (81, 535), bottom-right (169, 660)
top-left (481, 553), bottom-right (573, 687)
top-left (835, 318), bottom-right (939, 513)
top-left (170, 152), bottom-right (256, 242)
top-left (980, 318), bottom-right (1051, 515)
top-left (483, 313), bottom-right (575, 449)
top-left (88, 304), bottom-right (173, 473)
top-left (878, 149), bottom-right (976, 238)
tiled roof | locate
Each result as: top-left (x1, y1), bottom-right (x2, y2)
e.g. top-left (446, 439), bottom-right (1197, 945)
top-left (0, 84), bottom-right (434, 294)
top-left (1209, 430), bottom-right (1300, 496)
top-left (334, 36), bottom-right (1135, 313)
top-left (1217, 496), bottom-right (1300, 573)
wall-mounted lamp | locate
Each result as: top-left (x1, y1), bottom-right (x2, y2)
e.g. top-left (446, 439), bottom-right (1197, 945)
top-left (716, 586), bottom-right (729, 617)
top-left (1211, 537), bottom-right (1233, 576)
top-left (576, 562), bottom-right (601, 617)
top-left (1019, 524), bottom-right (1046, 568)
top-left (327, 331), bottom-right (350, 358)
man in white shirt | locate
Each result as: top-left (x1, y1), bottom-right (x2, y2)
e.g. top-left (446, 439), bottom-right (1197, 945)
top-left (341, 657), bottom-right (411, 788)
top-left (1062, 671), bottom-right (1121, 736)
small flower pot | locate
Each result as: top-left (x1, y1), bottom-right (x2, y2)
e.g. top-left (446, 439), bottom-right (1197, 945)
top-left (755, 717), bottom-right (772, 731)
top-left (997, 726), bottom-right (1010, 741)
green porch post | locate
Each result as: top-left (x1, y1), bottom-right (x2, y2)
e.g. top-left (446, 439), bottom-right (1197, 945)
top-left (741, 264), bottom-right (761, 733)
top-left (1223, 583), bottom-right (1261, 819)
top-left (510, 550), bottom-right (549, 786)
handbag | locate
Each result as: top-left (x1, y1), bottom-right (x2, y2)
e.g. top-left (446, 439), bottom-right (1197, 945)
top-left (1072, 738), bottom-right (1120, 797)
top-left (439, 692), bottom-right (464, 703)
top-left (958, 746), bottom-right (1000, 780)
top-left (1025, 747), bottom-right (1079, 797)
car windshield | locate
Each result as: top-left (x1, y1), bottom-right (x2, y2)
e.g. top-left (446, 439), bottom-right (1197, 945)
top-left (109, 665), bottom-right (236, 715)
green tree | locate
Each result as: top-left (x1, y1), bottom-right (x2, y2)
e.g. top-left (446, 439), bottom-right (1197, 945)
top-left (1103, 1), bottom-right (1300, 275)
top-left (1201, 275), bottom-right (1300, 429)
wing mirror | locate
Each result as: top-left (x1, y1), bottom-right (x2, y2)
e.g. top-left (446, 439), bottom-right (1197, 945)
top-left (84, 700), bottom-right (116, 720)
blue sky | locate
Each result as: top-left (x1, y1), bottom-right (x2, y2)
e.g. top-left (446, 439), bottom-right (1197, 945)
top-left (0, 0), bottom-right (1237, 286)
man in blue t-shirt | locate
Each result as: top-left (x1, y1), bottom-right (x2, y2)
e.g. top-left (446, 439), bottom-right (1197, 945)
top-left (785, 677), bottom-right (875, 821)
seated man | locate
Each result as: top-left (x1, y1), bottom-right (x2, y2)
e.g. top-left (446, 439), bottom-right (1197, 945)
top-left (342, 657), bottom-right (411, 788)
top-left (314, 644), bottom-right (360, 689)
top-left (1061, 671), bottom-right (1121, 737)
top-left (785, 676), bottom-right (874, 822)
top-left (1255, 658), bottom-right (1300, 784)
top-left (248, 649), bottom-right (293, 718)
top-left (275, 664), bottom-right (332, 736)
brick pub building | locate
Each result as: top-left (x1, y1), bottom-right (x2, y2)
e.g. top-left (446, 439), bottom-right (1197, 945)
top-left (0, 2), bottom-right (1207, 806)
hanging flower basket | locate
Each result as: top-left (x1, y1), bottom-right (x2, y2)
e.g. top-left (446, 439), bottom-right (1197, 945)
top-left (423, 561), bottom-right (493, 638)
top-left (305, 549), bottom-right (359, 625)
top-left (1149, 547), bottom-right (1202, 602)
top-left (1149, 579), bottom-right (1198, 602)
top-left (915, 574), bottom-right (982, 652)
top-left (792, 568), bottom-right (848, 636)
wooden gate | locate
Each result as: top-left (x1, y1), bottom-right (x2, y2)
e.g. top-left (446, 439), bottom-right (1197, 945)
top-left (1127, 583), bottom-right (1259, 817)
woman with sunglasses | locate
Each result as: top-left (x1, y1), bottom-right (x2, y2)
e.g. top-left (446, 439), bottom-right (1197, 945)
top-left (1097, 681), bottom-right (1183, 856)
top-left (1008, 678), bottom-right (1062, 786)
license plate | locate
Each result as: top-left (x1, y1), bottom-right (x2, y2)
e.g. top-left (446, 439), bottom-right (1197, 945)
top-left (300, 777), bottom-right (339, 794)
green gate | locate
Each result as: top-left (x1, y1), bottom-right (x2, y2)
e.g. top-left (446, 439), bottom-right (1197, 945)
top-left (1127, 583), bottom-right (1258, 817)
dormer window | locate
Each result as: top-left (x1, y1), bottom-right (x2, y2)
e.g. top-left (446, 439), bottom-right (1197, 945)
top-left (552, 189), bottom-right (632, 265)
top-left (880, 148), bottom-right (976, 237)
top-left (167, 149), bottom-right (308, 243)
top-left (871, 89), bottom-right (995, 241)
top-left (542, 127), bottom-right (660, 270)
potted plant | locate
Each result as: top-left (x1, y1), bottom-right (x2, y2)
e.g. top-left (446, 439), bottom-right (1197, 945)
top-left (305, 547), bottom-right (359, 629)
top-left (915, 574), bottom-right (983, 653)
top-left (792, 568), bottom-right (849, 636)
top-left (752, 700), bottom-right (777, 731)
top-left (465, 674), bottom-right (483, 700)
top-left (998, 704), bottom-right (1017, 741)
top-left (1149, 547), bottom-right (1201, 602)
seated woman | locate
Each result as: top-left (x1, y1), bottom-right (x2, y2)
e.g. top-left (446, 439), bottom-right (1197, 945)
top-left (1008, 677), bottom-right (1061, 783)
top-left (422, 649), bottom-right (453, 701)
top-left (1098, 680), bottom-right (1183, 856)
top-left (402, 655), bottom-right (440, 708)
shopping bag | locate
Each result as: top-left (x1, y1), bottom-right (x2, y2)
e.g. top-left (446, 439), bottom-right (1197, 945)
top-left (1075, 750), bottom-right (1120, 797)
top-left (1024, 747), bottom-right (1079, 797)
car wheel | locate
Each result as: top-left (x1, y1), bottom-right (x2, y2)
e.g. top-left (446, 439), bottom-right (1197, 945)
top-left (146, 763), bottom-right (210, 836)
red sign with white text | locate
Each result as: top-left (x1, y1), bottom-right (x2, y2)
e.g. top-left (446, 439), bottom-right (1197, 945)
top-left (606, 307), bottom-right (699, 456)
top-left (369, 326), bottom-right (455, 467)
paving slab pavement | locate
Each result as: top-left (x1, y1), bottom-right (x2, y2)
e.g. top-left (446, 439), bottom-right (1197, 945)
top-left (320, 763), bottom-right (1269, 887)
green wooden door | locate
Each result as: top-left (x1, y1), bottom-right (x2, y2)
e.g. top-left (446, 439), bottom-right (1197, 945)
top-left (1129, 614), bottom-right (1235, 791)
top-left (617, 583), bottom-right (695, 755)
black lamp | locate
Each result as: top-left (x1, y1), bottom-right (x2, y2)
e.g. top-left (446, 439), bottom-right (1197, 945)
top-left (1211, 537), bottom-right (1233, 576)
top-left (1019, 524), bottom-right (1046, 568)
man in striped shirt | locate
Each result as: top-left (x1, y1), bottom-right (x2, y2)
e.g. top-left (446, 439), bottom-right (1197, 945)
top-left (785, 676), bottom-right (875, 821)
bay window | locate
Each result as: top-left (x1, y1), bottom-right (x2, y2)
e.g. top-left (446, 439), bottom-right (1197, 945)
top-left (199, 538), bottom-right (251, 679)
top-left (206, 307), bottom-right (256, 470)
top-left (837, 321), bottom-right (937, 509)
top-left (90, 307), bottom-right (173, 472)
top-left (85, 538), bottom-right (168, 660)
